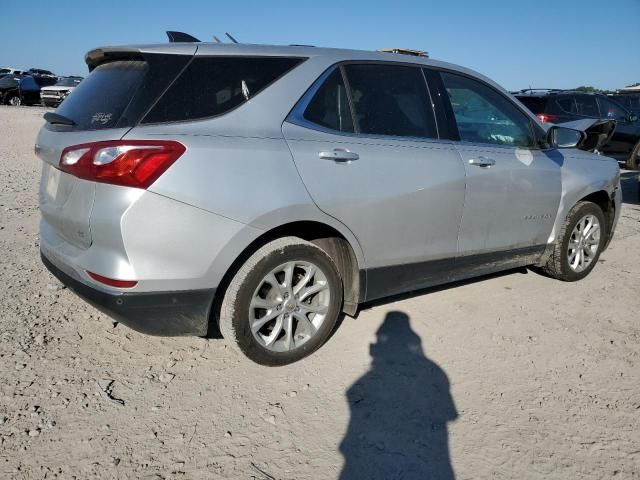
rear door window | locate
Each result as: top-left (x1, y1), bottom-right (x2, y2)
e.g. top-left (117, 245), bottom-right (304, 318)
top-left (303, 68), bottom-right (354, 133)
top-left (143, 56), bottom-right (304, 124)
top-left (441, 72), bottom-right (535, 148)
top-left (597, 97), bottom-right (628, 121)
top-left (343, 64), bottom-right (437, 138)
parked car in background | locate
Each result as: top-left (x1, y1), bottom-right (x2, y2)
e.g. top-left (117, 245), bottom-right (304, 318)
top-left (37, 42), bottom-right (621, 365)
top-left (27, 68), bottom-right (56, 78)
top-left (515, 90), bottom-right (640, 169)
top-left (40, 76), bottom-right (83, 107)
top-left (0, 74), bottom-right (42, 106)
top-left (0, 67), bottom-right (25, 76)
top-left (609, 93), bottom-right (640, 115)
top-left (0, 73), bottom-right (57, 106)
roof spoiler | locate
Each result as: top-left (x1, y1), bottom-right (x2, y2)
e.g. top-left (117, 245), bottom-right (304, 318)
top-left (85, 47), bottom-right (145, 71)
top-left (166, 31), bottom-right (201, 43)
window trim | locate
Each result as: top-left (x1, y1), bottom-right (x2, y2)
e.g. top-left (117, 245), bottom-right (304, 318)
top-left (288, 60), bottom-right (442, 142)
top-left (435, 69), bottom-right (545, 150)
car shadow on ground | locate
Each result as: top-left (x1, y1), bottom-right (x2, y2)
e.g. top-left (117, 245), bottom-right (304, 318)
top-left (359, 266), bottom-right (529, 314)
top-left (339, 311), bottom-right (457, 479)
top-left (621, 171), bottom-right (640, 205)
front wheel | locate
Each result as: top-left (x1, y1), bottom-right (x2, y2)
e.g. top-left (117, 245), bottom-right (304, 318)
top-left (541, 201), bottom-right (606, 281)
top-left (219, 237), bottom-right (343, 366)
top-left (8, 95), bottom-right (22, 106)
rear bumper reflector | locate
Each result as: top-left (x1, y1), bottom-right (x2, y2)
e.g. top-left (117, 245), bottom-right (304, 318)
top-left (86, 271), bottom-right (138, 289)
top-left (41, 252), bottom-right (215, 336)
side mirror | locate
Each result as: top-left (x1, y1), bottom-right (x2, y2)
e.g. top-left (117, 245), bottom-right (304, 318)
top-left (547, 125), bottom-right (585, 149)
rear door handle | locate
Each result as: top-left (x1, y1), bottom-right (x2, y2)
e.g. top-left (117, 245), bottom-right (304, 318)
top-left (468, 156), bottom-right (496, 167)
top-left (318, 148), bottom-right (359, 162)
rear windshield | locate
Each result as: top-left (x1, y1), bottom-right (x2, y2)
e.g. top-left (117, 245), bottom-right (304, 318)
top-left (55, 60), bottom-right (150, 130)
top-left (142, 56), bottom-right (304, 124)
top-left (516, 96), bottom-right (547, 114)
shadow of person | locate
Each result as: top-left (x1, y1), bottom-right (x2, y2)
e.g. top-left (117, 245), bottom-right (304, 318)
top-left (339, 311), bottom-right (457, 480)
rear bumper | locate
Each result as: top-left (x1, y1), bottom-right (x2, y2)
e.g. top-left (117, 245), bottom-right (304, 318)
top-left (41, 251), bottom-right (215, 336)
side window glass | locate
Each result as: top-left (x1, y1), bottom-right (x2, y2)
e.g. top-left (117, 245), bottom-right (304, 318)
top-left (574, 96), bottom-right (599, 117)
top-left (143, 57), bottom-right (303, 124)
top-left (343, 64), bottom-right (437, 138)
top-left (441, 72), bottom-right (535, 148)
top-left (556, 97), bottom-right (577, 114)
top-left (303, 68), bottom-right (354, 133)
top-left (598, 98), bottom-right (627, 121)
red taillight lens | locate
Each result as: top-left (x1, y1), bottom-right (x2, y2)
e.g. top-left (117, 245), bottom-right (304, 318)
top-left (86, 271), bottom-right (138, 289)
top-left (536, 113), bottom-right (558, 124)
top-left (59, 140), bottom-right (185, 189)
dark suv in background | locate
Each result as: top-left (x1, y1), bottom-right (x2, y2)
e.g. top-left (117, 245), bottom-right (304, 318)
top-left (515, 90), bottom-right (640, 169)
top-left (609, 93), bottom-right (640, 115)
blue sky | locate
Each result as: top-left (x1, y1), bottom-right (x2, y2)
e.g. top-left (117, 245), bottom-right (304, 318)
top-left (2, 0), bottom-right (639, 90)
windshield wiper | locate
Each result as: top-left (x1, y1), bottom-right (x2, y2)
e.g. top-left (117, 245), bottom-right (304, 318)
top-left (43, 112), bottom-right (76, 126)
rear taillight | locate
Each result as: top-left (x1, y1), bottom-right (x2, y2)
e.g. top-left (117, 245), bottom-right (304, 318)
top-left (86, 271), bottom-right (138, 289)
top-left (59, 140), bottom-right (185, 189)
top-left (536, 113), bottom-right (558, 124)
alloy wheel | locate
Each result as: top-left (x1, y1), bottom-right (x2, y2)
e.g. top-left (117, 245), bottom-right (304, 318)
top-left (249, 261), bottom-right (331, 352)
top-left (567, 214), bottom-right (601, 273)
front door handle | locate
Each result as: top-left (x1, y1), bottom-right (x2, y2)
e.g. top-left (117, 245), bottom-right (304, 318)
top-left (319, 148), bottom-right (359, 162)
top-left (468, 156), bottom-right (496, 167)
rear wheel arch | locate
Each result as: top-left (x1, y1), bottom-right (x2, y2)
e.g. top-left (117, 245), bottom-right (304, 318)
top-left (211, 220), bottom-right (363, 334)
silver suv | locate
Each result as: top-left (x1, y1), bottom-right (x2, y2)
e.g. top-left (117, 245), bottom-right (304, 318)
top-left (37, 43), bottom-right (621, 365)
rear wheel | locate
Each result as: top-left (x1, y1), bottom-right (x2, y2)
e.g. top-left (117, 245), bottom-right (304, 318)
top-left (541, 201), bottom-right (606, 281)
top-left (219, 237), bottom-right (343, 366)
top-left (627, 141), bottom-right (640, 170)
top-left (8, 95), bottom-right (21, 106)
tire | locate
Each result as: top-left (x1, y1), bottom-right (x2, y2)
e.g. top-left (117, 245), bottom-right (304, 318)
top-left (219, 237), bottom-right (344, 366)
top-left (541, 201), bottom-right (606, 281)
top-left (8, 95), bottom-right (21, 107)
top-left (627, 141), bottom-right (640, 170)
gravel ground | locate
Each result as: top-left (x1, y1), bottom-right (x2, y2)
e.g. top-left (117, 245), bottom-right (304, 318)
top-left (0, 105), bottom-right (639, 479)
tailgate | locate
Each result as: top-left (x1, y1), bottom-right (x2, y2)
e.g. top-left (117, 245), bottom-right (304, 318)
top-left (37, 126), bottom-right (131, 249)
top-left (36, 48), bottom-right (196, 251)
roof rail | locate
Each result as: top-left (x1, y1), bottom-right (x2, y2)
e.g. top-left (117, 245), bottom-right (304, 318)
top-left (378, 48), bottom-right (429, 58)
top-left (514, 88), bottom-right (564, 94)
top-left (514, 88), bottom-right (603, 96)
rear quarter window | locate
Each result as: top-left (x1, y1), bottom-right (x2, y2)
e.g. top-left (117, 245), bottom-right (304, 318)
top-left (516, 96), bottom-right (548, 114)
top-left (142, 56), bottom-right (305, 124)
